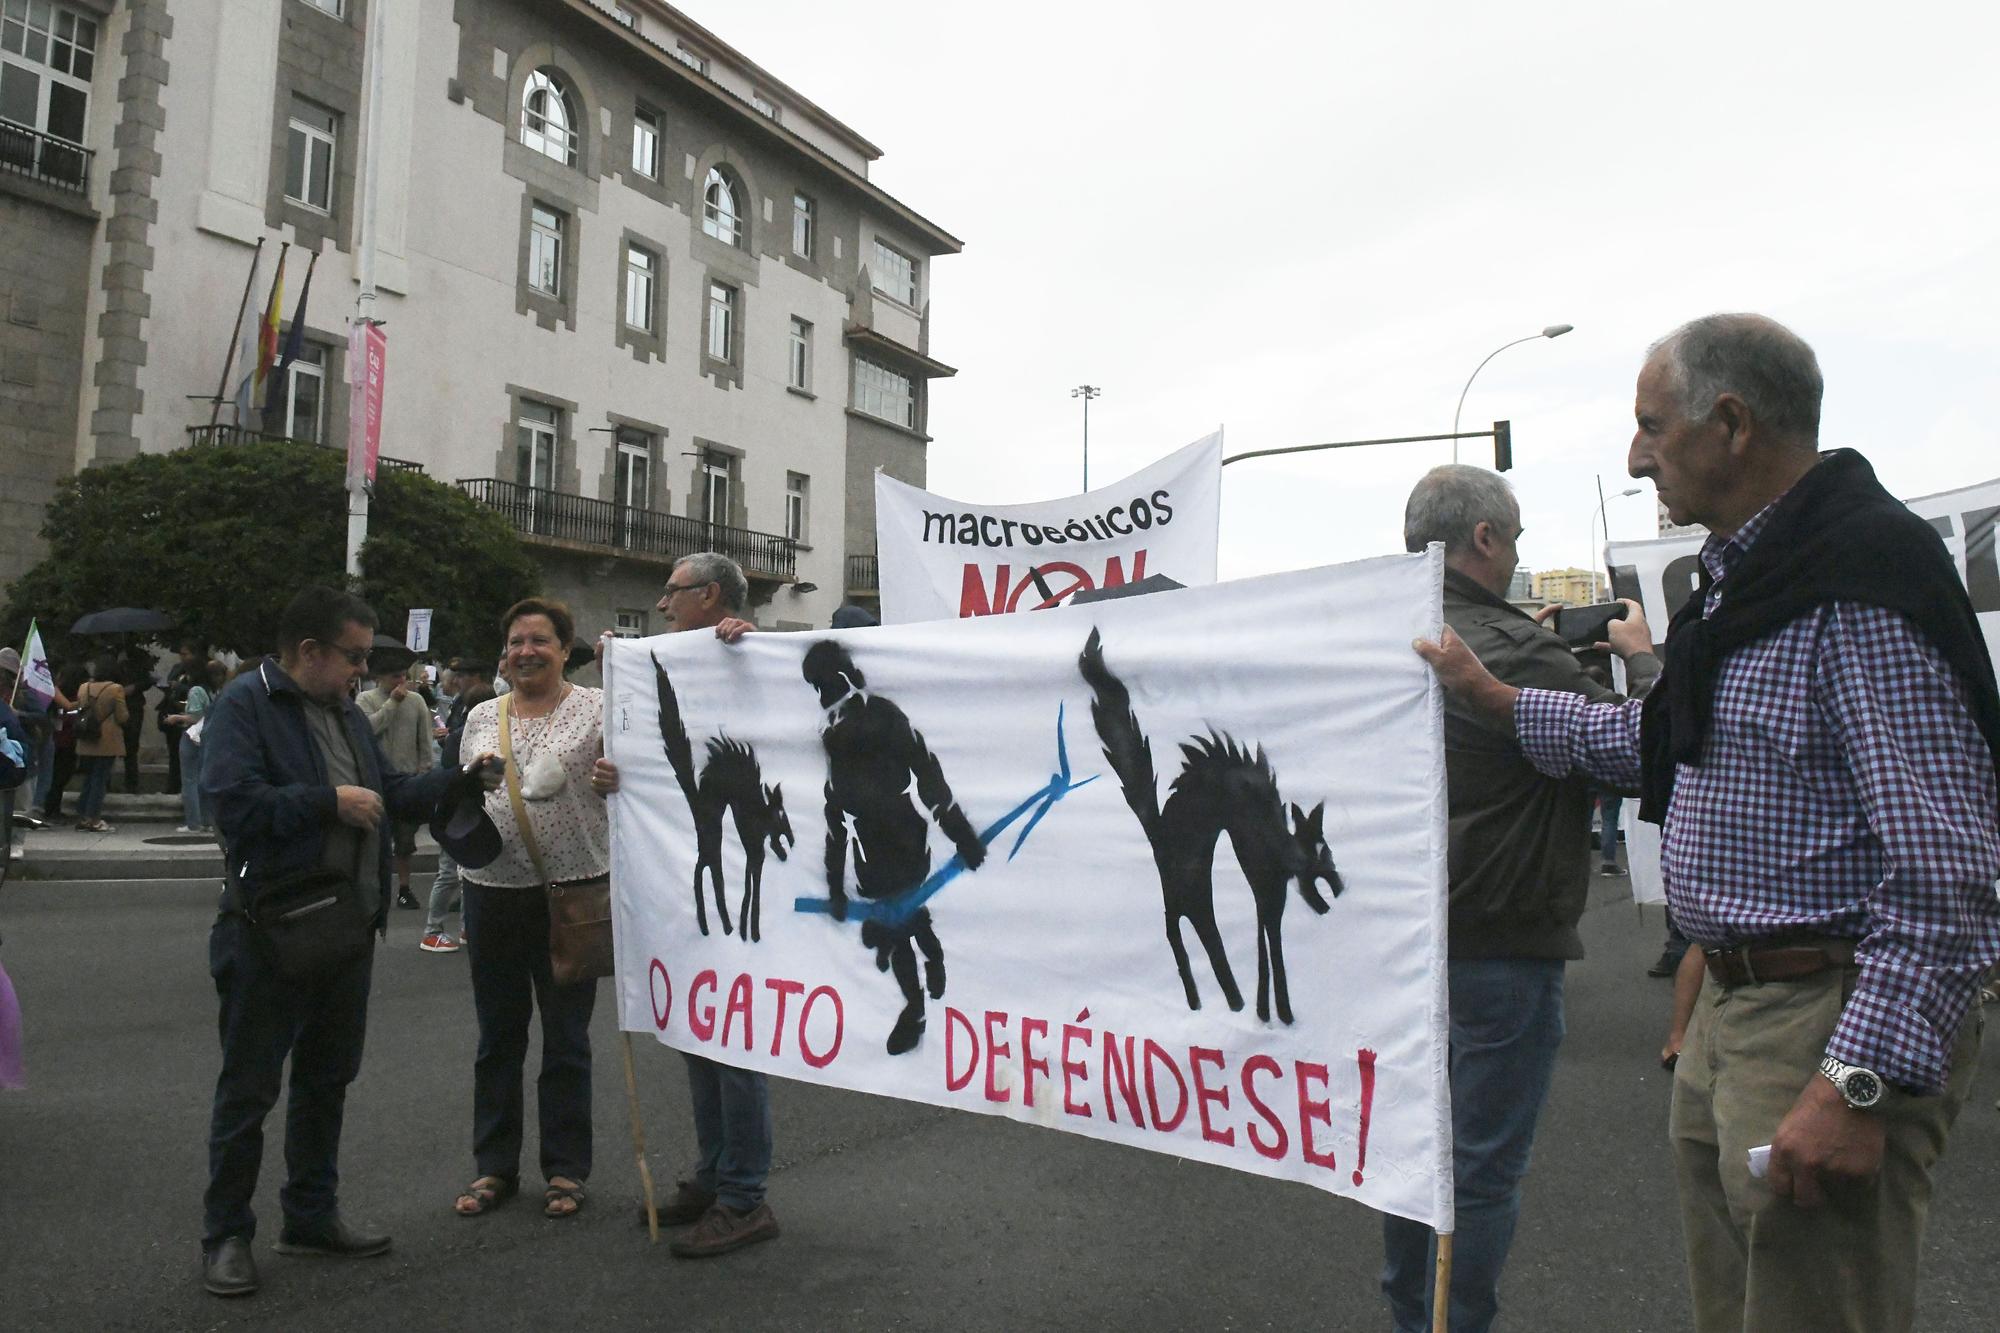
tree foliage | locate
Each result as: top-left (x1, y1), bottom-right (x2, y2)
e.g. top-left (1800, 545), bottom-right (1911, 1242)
top-left (1, 439), bottom-right (540, 665)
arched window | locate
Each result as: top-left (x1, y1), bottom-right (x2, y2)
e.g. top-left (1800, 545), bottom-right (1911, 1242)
top-left (702, 167), bottom-right (741, 247)
top-left (521, 67), bottom-right (578, 166)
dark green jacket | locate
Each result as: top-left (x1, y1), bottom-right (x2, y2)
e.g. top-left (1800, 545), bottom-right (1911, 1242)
top-left (1441, 568), bottom-right (1659, 960)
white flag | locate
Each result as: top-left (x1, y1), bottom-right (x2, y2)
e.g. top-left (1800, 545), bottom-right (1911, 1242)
top-left (18, 619), bottom-right (55, 705)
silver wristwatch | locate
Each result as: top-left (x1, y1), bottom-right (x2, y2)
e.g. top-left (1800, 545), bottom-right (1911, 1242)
top-left (1818, 1055), bottom-right (1885, 1110)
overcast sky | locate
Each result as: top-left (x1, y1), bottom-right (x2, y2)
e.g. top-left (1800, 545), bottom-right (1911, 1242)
top-left (697, 0), bottom-right (2000, 580)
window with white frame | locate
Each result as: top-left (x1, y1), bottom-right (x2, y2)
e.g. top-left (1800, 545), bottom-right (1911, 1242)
top-left (791, 192), bottom-right (814, 259)
top-left (785, 472), bottom-right (809, 544)
top-left (613, 609), bottom-right (646, 637)
top-left (673, 43), bottom-right (706, 74)
top-left (520, 67), bottom-right (578, 166)
top-left (631, 106), bottom-right (660, 178)
top-left (705, 281), bottom-right (735, 362)
top-left (751, 91), bottom-right (779, 121)
top-left (273, 343), bottom-right (327, 442)
top-left (624, 243), bottom-right (656, 332)
top-left (701, 456), bottom-right (730, 528)
top-left (284, 98), bottom-right (336, 213)
top-left (612, 4), bottom-right (638, 29)
top-left (872, 239), bottom-right (918, 306)
top-left (854, 358), bottom-right (915, 429)
top-left (0, 0), bottom-right (96, 147)
top-left (787, 317), bottom-right (810, 392)
top-left (701, 167), bottom-right (740, 246)
top-left (528, 204), bottom-right (564, 297)
top-left (298, 0), bottom-right (344, 16)
top-left (516, 401), bottom-right (559, 490)
top-left (614, 428), bottom-right (651, 509)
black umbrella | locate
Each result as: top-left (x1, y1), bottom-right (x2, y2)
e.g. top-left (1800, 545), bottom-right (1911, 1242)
top-left (70, 607), bottom-right (173, 635)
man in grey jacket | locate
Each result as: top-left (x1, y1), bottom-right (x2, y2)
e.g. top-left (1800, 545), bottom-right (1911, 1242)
top-left (357, 661), bottom-right (435, 910)
top-left (1381, 465), bottom-right (1659, 1333)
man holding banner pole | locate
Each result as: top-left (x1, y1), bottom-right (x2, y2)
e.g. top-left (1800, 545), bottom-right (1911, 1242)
top-left (1417, 313), bottom-right (2000, 1333)
top-left (594, 554), bottom-right (772, 1257)
top-left (1386, 465), bottom-right (1659, 1333)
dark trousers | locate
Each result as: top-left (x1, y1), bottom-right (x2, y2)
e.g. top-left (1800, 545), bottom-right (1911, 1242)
top-left (464, 883), bottom-right (596, 1184)
top-left (76, 755), bottom-right (113, 819)
top-left (203, 913), bottom-right (374, 1248)
top-left (163, 721), bottom-right (183, 793)
top-left (41, 745), bottom-right (75, 817)
top-left (120, 709), bottom-right (142, 791)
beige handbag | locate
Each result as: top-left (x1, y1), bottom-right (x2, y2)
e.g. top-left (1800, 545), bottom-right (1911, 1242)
top-left (498, 693), bottom-right (614, 985)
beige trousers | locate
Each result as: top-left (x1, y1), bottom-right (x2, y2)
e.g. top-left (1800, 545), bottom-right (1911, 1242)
top-left (1669, 965), bottom-right (1982, 1333)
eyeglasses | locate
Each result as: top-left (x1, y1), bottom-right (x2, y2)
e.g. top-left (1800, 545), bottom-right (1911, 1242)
top-left (661, 580), bottom-right (712, 598)
top-left (314, 640), bottom-right (371, 667)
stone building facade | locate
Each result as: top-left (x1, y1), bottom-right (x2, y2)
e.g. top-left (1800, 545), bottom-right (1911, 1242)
top-left (0, 0), bottom-right (959, 635)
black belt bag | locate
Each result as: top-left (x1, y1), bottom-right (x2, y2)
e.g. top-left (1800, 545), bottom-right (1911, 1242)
top-left (242, 861), bottom-right (371, 984)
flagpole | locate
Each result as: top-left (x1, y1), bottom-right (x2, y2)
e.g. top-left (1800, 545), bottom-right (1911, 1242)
top-left (346, 0), bottom-right (387, 583)
top-left (208, 238), bottom-right (265, 431)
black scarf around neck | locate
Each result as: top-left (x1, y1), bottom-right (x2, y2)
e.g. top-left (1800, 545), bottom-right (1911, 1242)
top-left (1636, 449), bottom-right (2000, 824)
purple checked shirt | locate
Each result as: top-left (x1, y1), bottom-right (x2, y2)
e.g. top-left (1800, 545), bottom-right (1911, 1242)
top-left (1514, 498), bottom-right (2000, 1094)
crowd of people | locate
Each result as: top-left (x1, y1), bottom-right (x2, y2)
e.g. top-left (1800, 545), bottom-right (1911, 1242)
top-left (1, 312), bottom-right (1995, 1331)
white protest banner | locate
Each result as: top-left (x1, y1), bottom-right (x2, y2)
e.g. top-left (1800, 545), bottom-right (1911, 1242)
top-left (603, 553), bottom-right (1453, 1229)
top-left (1607, 471), bottom-right (2000, 906)
top-left (873, 432), bottom-right (1222, 624)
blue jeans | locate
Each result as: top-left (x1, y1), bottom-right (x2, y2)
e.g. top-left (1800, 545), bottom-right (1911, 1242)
top-left (424, 853), bottom-right (463, 934)
top-left (203, 913), bottom-right (374, 1247)
top-left (1598, 793), bottom-right (1624, 867)
top-left (683, 1053), bottom-right (772, 1211)
top-left (463, 883), bottom-right (596, 1183)
top-left (1382, 958), bottom-right (1567, 1333)
top-left (76, 755), bottom-right (112, 819)
top-left (179, 735), bottom-right (207, 829)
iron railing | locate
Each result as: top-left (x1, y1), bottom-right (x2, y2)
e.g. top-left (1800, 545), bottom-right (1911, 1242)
top-left (457, 476), bottom-right (798, 580)
top-left (845, 553), bottom-right (878, 593)
top-left (185, 424), bottom-right (426, 474)
top-left (0, 119), bottom-right (92, 194)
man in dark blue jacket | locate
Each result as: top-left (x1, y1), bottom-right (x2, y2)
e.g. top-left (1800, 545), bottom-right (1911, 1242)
top-left (197, 586), bottom-right (497, 1298)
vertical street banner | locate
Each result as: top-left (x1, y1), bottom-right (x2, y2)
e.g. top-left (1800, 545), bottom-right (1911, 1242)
top-left (873, 433), bottom-right (1223, 624)
top-left (1607, 471), bottom-right (2000, 905)
top-left (346, 321), bottom-right (387, 487)
top-left (603, 552), bottom-right (1455, 1229)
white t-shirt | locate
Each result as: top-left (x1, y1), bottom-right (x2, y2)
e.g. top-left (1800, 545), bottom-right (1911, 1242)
top-left (460, 685), bottom-right (609, 888)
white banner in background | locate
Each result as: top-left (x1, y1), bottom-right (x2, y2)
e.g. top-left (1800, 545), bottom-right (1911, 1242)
top-left (873, 433), bottom-right (1223, 624)
top-left (1606, 473), bottom-right (2000, 907)
top-left (603, 553), bottom-right (1454, 1229)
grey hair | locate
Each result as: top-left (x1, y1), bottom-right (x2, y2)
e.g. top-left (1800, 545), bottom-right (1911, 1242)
top-left (1403, 465), bottom-right (1518, 555)
top-left (1647, 314), bottom-right (1822, 440)
top-left (673, 551), bottom-right (748, 613)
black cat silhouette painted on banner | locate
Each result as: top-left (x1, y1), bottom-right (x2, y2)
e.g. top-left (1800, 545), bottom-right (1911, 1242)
top-left (1079, 627), bottom-right (1344, 1023)
top-left (654, 655), bottom-right (793, 941)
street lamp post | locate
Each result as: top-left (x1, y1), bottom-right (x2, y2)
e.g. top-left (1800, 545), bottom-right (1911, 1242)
top-left (1072, 385), bottom-right (1100, 490)
top-left (1451, 324), bottom-right (1573, 463)
top-left (1593, 479), bottom-right (1643, 596)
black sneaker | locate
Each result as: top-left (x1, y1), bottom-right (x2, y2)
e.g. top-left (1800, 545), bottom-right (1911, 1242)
top-left (1647, 949), bottom-right (1684, 979)
top-left (669, 1202), bottom-right (779, 1258)
top-left (396, 889), bottom-right (420, 910)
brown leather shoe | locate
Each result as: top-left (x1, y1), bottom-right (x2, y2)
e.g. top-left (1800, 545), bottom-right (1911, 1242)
top-left (637, 1179), bottom-right (716, 1229)
top-left (668, 1201), bottom-right (779, 1258)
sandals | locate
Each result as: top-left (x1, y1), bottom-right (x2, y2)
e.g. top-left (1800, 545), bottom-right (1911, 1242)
top-left (544, 1177), bottom-right (587, 1219)
top-left (454, 1175), bottom-right (518, 1217)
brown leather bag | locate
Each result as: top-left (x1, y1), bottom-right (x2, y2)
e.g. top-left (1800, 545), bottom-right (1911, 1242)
top-left (498, 693), bottom-right (615, 986)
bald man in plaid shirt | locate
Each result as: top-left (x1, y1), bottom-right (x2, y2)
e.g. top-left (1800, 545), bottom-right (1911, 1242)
top-left (1418, 314), bottom-right (2000, 1333)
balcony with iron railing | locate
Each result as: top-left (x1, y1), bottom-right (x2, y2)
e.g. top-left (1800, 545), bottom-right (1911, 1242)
top-left (185, 424), bottom-right (426, 474)
top-left (458, 477), bottom-right (798, 581)
top-left (845, 553), bottom-right (878, 594)
top-left (0, 119), bottom-right (93, 195)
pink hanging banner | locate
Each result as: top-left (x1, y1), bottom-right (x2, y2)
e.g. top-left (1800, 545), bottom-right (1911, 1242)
top-left (346, 321), bottom-right (386, 485)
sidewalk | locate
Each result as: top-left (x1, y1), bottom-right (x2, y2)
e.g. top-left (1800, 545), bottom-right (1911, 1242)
top-left (7, 814), bottom-right (438, 885)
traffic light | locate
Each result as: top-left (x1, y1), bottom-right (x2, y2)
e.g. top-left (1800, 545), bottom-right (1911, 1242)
top-left (1493, 419), bottom-right (1513, 472)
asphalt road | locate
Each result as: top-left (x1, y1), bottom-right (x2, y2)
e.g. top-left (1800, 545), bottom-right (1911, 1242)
top-left (1, 875), bottom-right (1994, 1332)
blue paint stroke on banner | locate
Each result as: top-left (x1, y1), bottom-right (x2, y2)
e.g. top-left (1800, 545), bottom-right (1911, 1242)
top-left (795, 702), bottom-right (1097, 929)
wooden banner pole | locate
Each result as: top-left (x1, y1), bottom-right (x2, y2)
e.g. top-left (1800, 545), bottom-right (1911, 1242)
top-left (621, 1032), bottom-right (660, 1242)
top-left (1431, 1231), bottom-right (1454, 1333)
